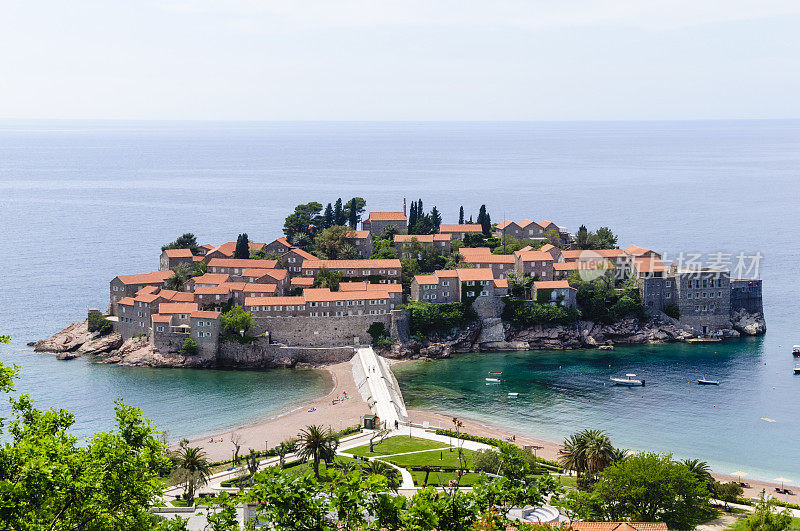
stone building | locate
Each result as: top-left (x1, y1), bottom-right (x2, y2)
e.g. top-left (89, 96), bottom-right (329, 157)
top-left (361, 212), bottom-right (407, 237)
top-left (109, 270), bottom-right (175, 315)
top-left (438, 224), bottom-right (484, 240)
top-left (531, 280), bottom-right (578, 308)
top-left (280, 247), bottom-right (318, 275)
top-left (263, 237), bottom-right (294, 255)
top-left (394, 234), bottom-right (451, 258)
top-left (410, 268), bottom-right (500, 303)
top-left (514, 250), bottom-right (555, 279)
top-left (301, 259), bottom-right (401, 282)
top-left (207, 258), bottom-right (278, 276)
top-left (159, 248), bottom-right (195, 271)
top-left (461, 253), bottom-right (515, 279)
top-left (345, 231), bottom-right (374, 258)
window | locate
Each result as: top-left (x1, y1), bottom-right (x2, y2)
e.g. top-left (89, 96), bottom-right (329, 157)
top-left (156, 326), bottom-right (164, 332)
top-left (198, 321), bottom-right (204, 327)
top-left (113, 286), bottom-right (118, 291)
top-left (702, 305), bottom-right (707, 311)
top-left (665, 281), bottom-right (671, 287)
top-left (480, 290), bottom-right (489, 296)
top-left (442, 280), bottom-right (449, 286)
top-left (702, 292), bottom-right (707, 298)
top-left (466, 281), bottom-right (475, 286)
top-left (274, 306), bottom-right (282, 311)
top-left (666, 293), bottom-right (671, 299)
top-left (687, 293), bottom-right (692, 299)
top-left (695, 305), bottom-right (700, 312)
top-left (702, 279), bottom-right (707, 288)
top-left (709, 292), bottom-right (714, 298)
top-left (430, 294), bottom-right (437, 299)
top-left (467, 291), bottom-right (475, 297)
top-left (443, 292), bottom-right (449, 297)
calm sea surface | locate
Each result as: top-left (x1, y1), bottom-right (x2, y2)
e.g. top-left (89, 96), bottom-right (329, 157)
top-left (0, 120), bottom-right (798, 479)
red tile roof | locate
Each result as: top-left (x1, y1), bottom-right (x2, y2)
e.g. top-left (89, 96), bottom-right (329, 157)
top-left (495, 220), bottom-right (516, 230)
top-left (246, 296), bottom-right (305, 306)
top-left (116, 271), bottom-right (174, 285)
top-left (517, 219), bottom-right (535, 228)
top-left (290, 277), bottom-right (315, 287)
top-left (303, 288), bottom-right (390, 302)
top-left (134, 293), bottom-right (162, 304)
top-left (462, 254), bottom-right (515, 264)
top-left (439, 224), bottom-right (483, 233)
top-left (243, 284), bottom-right (277, 293)
top-left (494, 278), bottom-right (508, 288)
top-left (624, 245), bottom-right (654, 257)
top-left (563, 249), bottom-right (625, 260)
top-left (191, 273), bottom-right (231, 285)
top-left (287, 248), bottom-right (318, 261)
top-left (339, 281), bottom-right (403, 293)
top-left (190, 311), bottom-right (221, 319)
top-left (303, 259), bottom-right (401, 269)
top-left (158, 302), bottom-right (198, 314)
top-left (161, 291), bottom-right (196, 302)
top-left (207, 258), bottom-right (278, 269)
top-left (194, 286), bottom-right (230, 295)
top-left (135, 285), bottom-right (159, 296)
top-left (534, 280), bottom-right (573, 289)
top-left (434, 269), bottom-right (459, 278)
top-left (218, 282), bottom-right (248, 291)
top-left (539, 220), bottom-right (556, 229)
top-left (346, 230), bottom-right (371, 239)
top-left (456, 268), bottom-right (495, 282)
top-left (517, 251), bottom-right (555, 262)
top-left (118, 297), bottom-right (135, 306)
top-left (554, 260), bottom-right (614, 271)
top-left (152, 314), bottom-right (172, 323)
top-left (241, 268), bottom-right (287, 280)
top-left (632, 256), bottom-right (668, 273)
top-left (268, 237), bottom-right (293, 249)
top-left (367, 211), bottom-right (407, 221)
top-left (413, 275), bottom-right (438, 285)
top-left (163, 248), bottom-right (193, 258)
top-left (458, 247), bottom-right (492, 259)
top-left (540, 244), bottom-right (557, 253)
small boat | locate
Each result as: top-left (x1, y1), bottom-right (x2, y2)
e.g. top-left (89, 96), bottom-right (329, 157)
top-left (794, 367), bottom-right (800, 375)
top-left (698, 377), bottom-right (720, 385)
top-left (598, 345), bottom-right (614, 351)
top-left (610, 373), bottom-right (645, 386)
top-left (793, 346), bottom-right (800, 356)
top-left (485, 378), bottom-right (500, 383)
top-left (489, 371), bottom-right (502, 375)
top-left (508, 392), bottom-right (519, 397)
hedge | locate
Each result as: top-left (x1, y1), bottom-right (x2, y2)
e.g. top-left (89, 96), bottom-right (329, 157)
top-left (501, 298), bottom-right (581, 327)
top-left (399, 301), bottom-right (478, 337)
top-left (434, 429), bottom-right (562, 472)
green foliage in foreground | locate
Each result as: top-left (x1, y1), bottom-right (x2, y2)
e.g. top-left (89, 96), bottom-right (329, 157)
top-left (728, 493), bottom-right (800, 530)
top-left (434, 429), bottom-right (562, 471)
top-left (221, 307), bottom-right (257, 337)
top-left (180, 338), bottom-right (198, 356)
top-left (347, 435), bottom-right (448, 457)
top-left (88, 309), bottom-right (114, 336)
top-left (502, 297), bottom-right (581, 327)
top-left (400, 301), bottom-right (478, 337)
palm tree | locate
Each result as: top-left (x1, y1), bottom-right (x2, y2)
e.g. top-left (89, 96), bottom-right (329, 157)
top-left (558, 433), bottom-right (588, 482)
top-left (682, 458), bottom-right (713, 485)
top-left (173, 442), bottom-right (212, 504)
top-left (296, 425), bottom-right (339, 479)
top-left (363, 460), bottom-right (402, 491)
top-left (610, 447), bottom-right (629, 465)
top-left (558, 429), bottom-right (615, 488)
top-left (165, 263), bottom-right (192, 292)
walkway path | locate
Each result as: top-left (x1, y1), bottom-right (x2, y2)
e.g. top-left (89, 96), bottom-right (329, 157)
top-left (354, 346), bottom-right (406, 428)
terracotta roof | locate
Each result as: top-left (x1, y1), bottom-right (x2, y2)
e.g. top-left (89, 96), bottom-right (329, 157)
top-left (158, 302), bottom-right (198, 314)
top-left (194, 286), bottom-right (230, 295)
top-left (539, 220), bottom-right (556, 229)
top-left (246, 296), bottom-right (305, 306)
top-left (439, 224), bottom-right (483, 233)
top-left (458, 247), bottom-right (492, 259)
top-left (152, 314), bottom-right (172, 323)
top-left (434, 269), bottom-right (460, 278)
top-left (163, 248), bottom-right (193, 258)
top-left (243, 284), bottom-right (277, 293)
top-left (456, 268), bottom-right (495, 282)
top-left (116, 271), bottom-right (174, 285)
top-left (190, 311), bottom-right (221, 319)
top-left (303, 259), bottom-right (401, 269)
top-left (338, 281), bottom-right (403, 293)
top-left (287, 248), bottom-right (318, 261)
top-left (394, 234), bottom-right (451, 243)
top-left (164, 291), bottom-right (196, 302)
top-left (495, 220), bottom-right (516, 230)
top-left (517, 219), bottom-right (535, 228)
top-left (346, 230), bottom-right (371, 240)
top-left (632, 256), bottom-right (668, 273)
top-left (208, 243), bottom-right (236, 256)
top-left (207, 258), bottom-right (278, 269)
top-left (563, 249), bottom-right (626, 260)
top-left (554, 260), bottom-right (614, 271)
top-left (191, 273), bottom-right (230, 285)
top-left (134, 293), bottom-right (162, 304)
top-left (540, 244), bottom-right (557, 252)
top-left (200, 243), bottom-right (215, 251)
top-left (290, 277), bottom-right (315, 287)
top-left (494, 278), bottom-right (508, 288)
top-left (517, 251), bottom-right (555, 262)
top-left (118, 297), bottom-right (135, 306)
top-left (135, 285), bottom-right (159, 296)
top-left (366, 211), bottom-right (407, 221)
top-left (268, 237), bottom-right (293, 249)
top-left (218, 282), bottom-right (248, 291)
top-left (534, 280), bottom-right (573, 289)
top-left (241, 268), bottom-right (286, 280)
top-left (513, 246), bottom-right (534, 256)
top-left (462, 254), bottom-right (515, 264)
top-left (302, 288), bottom-right (390, 302)
top-left (625, 244), bottom-right (654, 257)
top-left (414, 275), bottom-right (438, 285)
top-left (192, 256), bottom-right (204, 262)
top-left (570, 524), bottom-right (668, 531)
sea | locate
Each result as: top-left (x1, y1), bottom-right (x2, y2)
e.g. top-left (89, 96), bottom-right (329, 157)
top-left (0, 120), bottom-right (797, 480)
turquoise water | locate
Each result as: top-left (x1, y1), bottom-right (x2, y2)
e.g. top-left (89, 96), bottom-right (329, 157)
top-left (0, 120), bottom-right (798, 468)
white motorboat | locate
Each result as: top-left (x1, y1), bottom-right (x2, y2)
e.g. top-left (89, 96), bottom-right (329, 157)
top-left (793, 345), bottom-right (800, 356)
top-left (698, 376), bottom-right (720, 385)
top-left (794, 367), bottom-right (800, 375)
top-left (610, 373), bottom-right (645, 386)
top-left (485, 378), bottom-right (500, 383)
top-left (508, 392), bottom-right (519, 397)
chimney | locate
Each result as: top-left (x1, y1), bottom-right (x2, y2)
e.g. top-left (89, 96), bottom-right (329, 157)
top-left (403, 197), bottom-right (407, 216)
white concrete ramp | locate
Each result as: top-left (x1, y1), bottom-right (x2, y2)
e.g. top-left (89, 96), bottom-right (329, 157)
top-left (353, 347), bottom-right (406, 429)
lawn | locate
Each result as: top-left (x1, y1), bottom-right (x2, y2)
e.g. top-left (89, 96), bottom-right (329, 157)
top-left (727, 516), bottom-right (800, 530)
top-left (385, 448), bottom-right (476, 470)
top-left (410, 470), bottom-right (484, 487)
top-left (346, 436), bottom-right (448, 457)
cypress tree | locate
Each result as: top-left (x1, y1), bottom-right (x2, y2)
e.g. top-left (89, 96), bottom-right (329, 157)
top-left (459, 206), bottom-right (464, 225)
top-left (348, 199), bottom-right (358, 228)
top-left (323, 203), bottom-right (334, 229)
top-left (430, 206), bottom-right (442, 230)
top-left (408, 202), bottom-right (418, 232)
top-left (334, 198), bottom-right (345, 226)
top-left (478, 205), bottom-right (492, 236)
top-left (234, 233), bottom-right (250, 259)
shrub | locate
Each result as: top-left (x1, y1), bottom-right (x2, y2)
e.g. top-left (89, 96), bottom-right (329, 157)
top-left (434, 429), bottom-right (562, 471)
top-left (180, 338), bottom-right (199, 356)
top-left (399, 302), bottom-right (477, 337)
top-left (502, 298), bottom-right (581, 327)
top-left (472, 449), bottom-right (502, 474)
top-left (87, 310), bottom-right (113, 336)
top-left (663, 301), bottom-right (680, 319)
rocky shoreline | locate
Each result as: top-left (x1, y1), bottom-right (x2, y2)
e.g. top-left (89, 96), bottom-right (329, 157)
top-left (32, 310), bottom-right (766, 368)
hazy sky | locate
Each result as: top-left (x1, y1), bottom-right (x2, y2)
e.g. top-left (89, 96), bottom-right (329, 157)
top-left (3, 1), bottom-right (800, 121)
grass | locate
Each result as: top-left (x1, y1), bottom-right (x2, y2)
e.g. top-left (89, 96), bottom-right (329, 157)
top-left (385, 448), bottom-right (477, 469)
top-left (410, 470), bottom-right (483, 487)
top-left (346, 436), bottom-right (448, 457)
top-left (727, 516), bottom-right (800, 530)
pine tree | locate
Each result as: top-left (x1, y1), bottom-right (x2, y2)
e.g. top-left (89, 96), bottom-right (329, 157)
top-left (334, 198), bottom-right (345, 226)
top-left (458, 206), bottom-right (464, 225)
top-left (478, 205), bottom-right (492, 236)
top-left (348, 202), bottom-right (358, 228)
top-left (234, 233), bottom-right (250, 259)
top-left (323, 203), bottom-right (334, 229)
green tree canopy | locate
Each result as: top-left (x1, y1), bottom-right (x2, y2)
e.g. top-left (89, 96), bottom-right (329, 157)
top-left (234, 233), bottom-right (250, 259)
top-left (162, 233), bottom-right (199, 254)
top-left (221, 307), bottom-right (257, 336)
top-left (283, 202), bottom-right (323, 245)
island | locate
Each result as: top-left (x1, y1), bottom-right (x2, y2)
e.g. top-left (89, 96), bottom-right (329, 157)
top-left (33, 198), bottom-right (765, 368)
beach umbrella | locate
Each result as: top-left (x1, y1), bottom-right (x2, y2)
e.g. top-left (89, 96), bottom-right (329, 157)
top-left (774, 477), bottom-right (792, 489)
top-left (732, 471), bottom-right (749, 483)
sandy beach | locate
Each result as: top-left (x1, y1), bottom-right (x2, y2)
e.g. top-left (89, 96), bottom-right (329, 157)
top-left (179, 361), bottom-right (370, 462)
